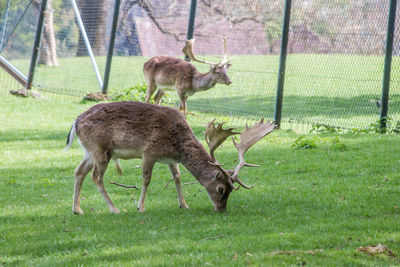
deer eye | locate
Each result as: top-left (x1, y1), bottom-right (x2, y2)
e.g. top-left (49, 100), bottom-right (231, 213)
top-left (217, 186), bottom-right (225, 195)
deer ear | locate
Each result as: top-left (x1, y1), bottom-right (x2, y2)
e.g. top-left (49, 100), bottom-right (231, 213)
top-left (210, 65), bottom-right (216, 72)
top-left (224, 63), bottom-right (231, 69)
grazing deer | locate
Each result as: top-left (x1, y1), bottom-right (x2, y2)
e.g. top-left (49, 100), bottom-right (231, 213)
top-left (143, 38), bottom-right (232, 117)
top-left (65, 101), bottom-right (275, 214)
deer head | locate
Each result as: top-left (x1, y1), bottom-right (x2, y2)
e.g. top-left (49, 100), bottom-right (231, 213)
top-left (182, 37), bottom-right (232, 85)
top-left (204, 119), bottom-right (277, 211)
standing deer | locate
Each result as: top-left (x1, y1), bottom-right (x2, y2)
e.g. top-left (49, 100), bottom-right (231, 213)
top-left (143, 38), bottom-right (232, 117)
top-left (65, 101), bottom-right (275, 214)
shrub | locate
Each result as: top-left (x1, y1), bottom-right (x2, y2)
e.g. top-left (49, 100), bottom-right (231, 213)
top-left (109, 83), bottom-right (173, 104)
top-left (292, 136), bottom-right (318, 150)
top-left (351, 117), bottom-right (400, 134)
top-left (292, 135), bottom-right (346, 151)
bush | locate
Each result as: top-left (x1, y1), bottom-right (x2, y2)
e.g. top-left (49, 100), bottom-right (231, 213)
top-left (109, 83), bottom-right (173, 104)
top-left (292, 135), bottom-right (346, 151)
top-left (351, 117), bottom-right (400, 134)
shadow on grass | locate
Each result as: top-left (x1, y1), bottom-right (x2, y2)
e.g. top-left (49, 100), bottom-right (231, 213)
top-left (0, 129), bottom-right (69, 143)
top-left (2, 132), bottom-right (400, 265)
top-left (188, 93), bottom-right (400, 125)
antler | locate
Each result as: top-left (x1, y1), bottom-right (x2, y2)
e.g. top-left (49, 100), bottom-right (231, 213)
top-left (182, 39), bottom-right (216, 66)
top-left (205, 119), bottom-right (240, 162)
top-left (182, 37), bottom-right (232, 67)
top-left (219, 36), bottom-right (232, 67)
top-left (231, 119), bottom-right (277, 188)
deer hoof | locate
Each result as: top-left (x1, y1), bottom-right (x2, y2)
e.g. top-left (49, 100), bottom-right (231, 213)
top-left (180, 204), bottom-right (189, 209)
top-left (110, 207), bottom-right (120, 214)
top-left (73, 208), bottom-right (84, 215)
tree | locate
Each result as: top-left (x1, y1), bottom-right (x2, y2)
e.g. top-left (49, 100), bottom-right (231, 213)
top-left (76, 0), bottom-right (108, 56)
top-left (38, 0), bottom-right (59, 66)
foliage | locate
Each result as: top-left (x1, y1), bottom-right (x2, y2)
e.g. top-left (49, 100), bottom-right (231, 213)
top-left (310, 123), bottom-right (341, 134)
top-left (351, 117), bottom-right (400, 134)
top-left (292, 135), bottom-right (346, 150)
top-left (108, 83), bottom-right (173, 104)
top-left (291, 135), bottom-right (319, 149)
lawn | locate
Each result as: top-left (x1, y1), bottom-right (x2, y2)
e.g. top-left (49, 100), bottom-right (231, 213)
top-left (1, 95), bottom-right (400, 266)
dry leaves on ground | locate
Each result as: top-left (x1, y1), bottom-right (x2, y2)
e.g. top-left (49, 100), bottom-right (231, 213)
top-left (356, 244), bottom-right (396, 257)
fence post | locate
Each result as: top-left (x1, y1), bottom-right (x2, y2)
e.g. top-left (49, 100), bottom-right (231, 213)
top-left (102, 0), bottom-right (121, 94)
top-left (26, 0), bottom-right (48, 89)
top-left (380, 0), bottom-right (398, 131)
top-left (71, 0), bottom-right (103, 90)
top-left (274, 0), bottom-right (292, 127)
top-left (185, 0), bottom-right (197, 61)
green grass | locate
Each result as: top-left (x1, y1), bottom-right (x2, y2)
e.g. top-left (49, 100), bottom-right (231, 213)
top-left (1, 96), bottom-right (400, 266)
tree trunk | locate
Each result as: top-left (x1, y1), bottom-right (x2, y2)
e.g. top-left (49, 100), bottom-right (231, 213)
top-left (39, 0), bottom-right (59, 66)
top-left (76, 0), bottom-right (108, 57)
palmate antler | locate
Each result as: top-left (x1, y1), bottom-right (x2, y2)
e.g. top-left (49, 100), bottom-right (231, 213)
top-left (205, 119), bottom-right (240, 162)
top-left (182, 37), bottom-right (232, 67)
top-left (231, 119), bottom-right (277, 188)
top-left (205, 119), bottom-right (277, 190)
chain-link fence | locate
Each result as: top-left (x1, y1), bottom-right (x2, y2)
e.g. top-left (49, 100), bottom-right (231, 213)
top-left (0, 0), bottom-right (399, 130)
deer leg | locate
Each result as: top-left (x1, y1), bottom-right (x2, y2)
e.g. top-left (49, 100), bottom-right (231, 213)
top-left (154, 89), bottom-right (165, 105)
top-left (73, 151), bottom-right (93, 215)
top-left (137, 155), bottom-right (155, 212)
top-left (178, 94), bottom-right (188, 118)
top-left (92, 151), bottom-right (120, 213)
top-left (145, 81), bottom-right (156, 103)
top-left (183, 100), bottom-right (188, 118)
top-left (169, 163), bottom-right (189, 209)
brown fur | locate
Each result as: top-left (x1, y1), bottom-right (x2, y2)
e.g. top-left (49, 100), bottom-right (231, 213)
top-left (68, 101), bottom-right (234, 214)
top-left (143, 57), bottom-right (196, 89)
top-left (143, 56), bottom-right (231, 116)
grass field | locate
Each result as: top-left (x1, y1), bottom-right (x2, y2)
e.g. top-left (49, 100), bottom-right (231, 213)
top-left (1, 95), bottom-right (400, 266)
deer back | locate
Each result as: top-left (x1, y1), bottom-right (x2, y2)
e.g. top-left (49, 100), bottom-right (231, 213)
top-left (75, 101), bottom-right (200, 161)
top-left (143, 56), bottom-right (199, 90)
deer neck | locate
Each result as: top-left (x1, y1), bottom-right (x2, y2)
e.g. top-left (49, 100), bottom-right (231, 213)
top-left (179, 139), bottom-right (218, 186)
top-left (192, 71), bottom-right (217, 92)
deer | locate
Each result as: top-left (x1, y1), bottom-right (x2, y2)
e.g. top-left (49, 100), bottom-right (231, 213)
top-left (143, 37), bottom-right (232, 117)
top-left (65, 101), bottom-right (276, 214)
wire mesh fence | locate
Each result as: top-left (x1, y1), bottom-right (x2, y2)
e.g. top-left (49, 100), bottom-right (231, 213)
top-left (0, 0), bottom-right (39, 78)
top-left (282, 0), bottom-right (400, 129)
top-left (0, 0), bottom-right (399, 130)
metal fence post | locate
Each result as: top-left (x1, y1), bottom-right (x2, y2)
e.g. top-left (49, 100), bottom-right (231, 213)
top-left (102, 0), bottom-right (121, 94)
top-left (26, 0), bottom-right (48, 89)
top-left (274, 0), bottom-right (292, 127)
top-left (380, 0), bottom-right (398, 131)
top-left (71, 0), bottom-right (103, 90)
top-left (185, 0), bottom-right (197, 61)
top-left (275, 0), bottom-right (292, 127)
